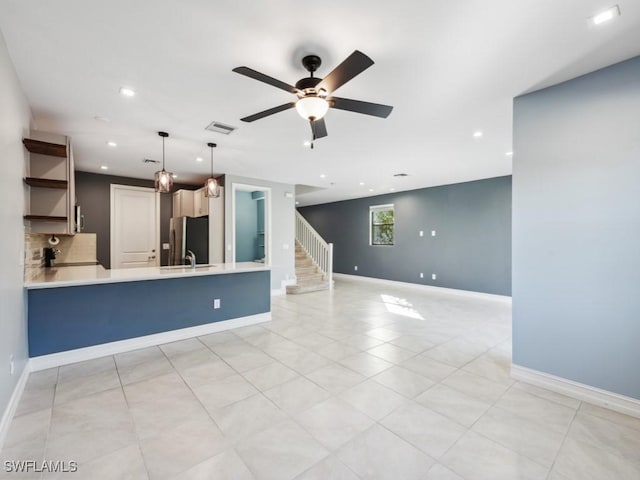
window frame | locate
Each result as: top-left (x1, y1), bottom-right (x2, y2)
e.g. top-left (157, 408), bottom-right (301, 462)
top-left (369, 203), bottom-right (395, 246)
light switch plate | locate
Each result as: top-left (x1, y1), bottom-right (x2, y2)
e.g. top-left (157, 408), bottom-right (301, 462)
top-left (162, 243), bottom-right (170, 250)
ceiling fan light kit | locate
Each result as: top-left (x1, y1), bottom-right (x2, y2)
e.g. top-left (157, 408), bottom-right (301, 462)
top-left (233, 50), bottom-right (393, 144)
top-left (295, 96), bottom-right (329, 121)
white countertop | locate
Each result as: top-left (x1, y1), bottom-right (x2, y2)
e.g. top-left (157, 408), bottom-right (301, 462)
top-left (25, 262), bottom-right (270, 289)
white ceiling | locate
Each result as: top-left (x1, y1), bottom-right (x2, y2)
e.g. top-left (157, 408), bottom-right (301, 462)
top-left (1, 0), bottom-right (639, 206)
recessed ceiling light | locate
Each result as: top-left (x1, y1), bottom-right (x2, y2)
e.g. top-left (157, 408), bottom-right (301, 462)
top-left (369, 188), bottom-right (374, 192)
top-left (303, 141), bottom-right (311, 147)
top-left (119, 87), bottom-right (135, 97)
top-left (172, 174), bottom-right (178, 179)
top-left (359, 182), bottom-right (365, 186)
top-left (592, 5), bottom-right (620, 25)
top-left (295, 201), bottom-right (300, 205)
top-left (390, 188), bottom-right (395, 192)
top-left (320, 174), bottom-right (326, 179)
top-left (473, 131), bottom-right (483, 138)
top-left (100, 165), bottom-right (108, 170)
top-left (106, 141), bottom-right (117, 147)
top-left (196, 157), bottom-right (203, 162)
top-left (393, 173), bottom-right (409, 177)
top-left (506, 151), bottom-right (513, 156)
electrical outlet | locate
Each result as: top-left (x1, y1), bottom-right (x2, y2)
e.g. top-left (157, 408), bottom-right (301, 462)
top-left (420, 273), bottom-right (424, 278)
top-left (9, 354), bottom-right (14, 376)
top-left (162, 243), bottom-right (170, 250)
top-left (432, 274), bottom-right (437, 280)
top-left (354, 266), bottom-right (358, 271)
top-left (431, 230), bottom-right (436, 237)
top-left (213, 299), bottom-right (221, 309)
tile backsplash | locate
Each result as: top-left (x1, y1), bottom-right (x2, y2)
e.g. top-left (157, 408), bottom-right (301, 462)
top-left (25, 233), bottom-right (97, 268)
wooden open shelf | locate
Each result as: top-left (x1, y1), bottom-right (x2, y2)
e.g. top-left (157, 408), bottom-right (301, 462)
top-left (24, 177), bottom-right (68, 189)
top-left (23, 138), bottom-right (67, 158)
top-left (24, 215), bottom-right (68, 222)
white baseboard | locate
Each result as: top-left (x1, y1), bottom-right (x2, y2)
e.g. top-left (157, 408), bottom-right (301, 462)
top-left (271, 278), bottom-right (296, 296)
top-left (30, 312), bottom-right (271, 372)
top-left (0, 363), bottom-right (30, 452)
top-left (511, 364), bottom-right (640, 419)
top-left (332, 273), bottom-right (511, 303)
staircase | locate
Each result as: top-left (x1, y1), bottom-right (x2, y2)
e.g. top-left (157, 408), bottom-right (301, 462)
top-left (286, 243), bottom-right (331, 294)
top-left (286, 212), bottom-right (334, 295)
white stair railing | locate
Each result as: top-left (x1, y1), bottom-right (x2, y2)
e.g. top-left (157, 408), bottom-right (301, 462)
top-left (295, 211), bottom-right (333, 290)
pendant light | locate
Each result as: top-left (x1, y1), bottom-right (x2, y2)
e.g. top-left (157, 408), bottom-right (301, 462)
top-left (204, 142), bottom-right (220, 198)
top-left (154, 131), bottom-right (173, 193)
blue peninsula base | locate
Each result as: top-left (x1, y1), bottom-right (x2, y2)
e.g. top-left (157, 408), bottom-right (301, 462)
top-left (28, 270), bottom-right (271, 357)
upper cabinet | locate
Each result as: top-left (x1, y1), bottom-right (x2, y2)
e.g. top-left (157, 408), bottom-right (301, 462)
top-left (172, 189), bottom-right (194, 218)
top-left (23, 131), bottom-right (76, 235)
top-left (193, 187), bottom-right (208, 217)
top-left (172, 187), bottom-right (209, 218)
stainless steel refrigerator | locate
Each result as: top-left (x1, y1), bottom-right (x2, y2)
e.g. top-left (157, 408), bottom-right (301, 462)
top-left (169, 216), bottom-right (209, 265)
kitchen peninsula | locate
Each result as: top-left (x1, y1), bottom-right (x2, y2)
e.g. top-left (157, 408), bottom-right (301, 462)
top-left (25, 263), bottom-right (270, 364)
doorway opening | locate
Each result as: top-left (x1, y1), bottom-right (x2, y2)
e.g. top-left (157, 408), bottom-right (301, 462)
top-left (232, 184), bottom-right (270, 264)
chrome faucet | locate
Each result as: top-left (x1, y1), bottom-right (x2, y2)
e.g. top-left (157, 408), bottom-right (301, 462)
top-left (185, 250), bottom-right (196, 268)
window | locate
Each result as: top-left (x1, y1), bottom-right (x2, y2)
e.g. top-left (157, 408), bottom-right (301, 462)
top-left (370, 204), bottom-right (394, 246)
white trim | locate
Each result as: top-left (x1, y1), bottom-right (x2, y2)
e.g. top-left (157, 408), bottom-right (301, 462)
top-left (271, 278), bottom-right (296, 296)
top-left (110, 184), bottom-right (160, 269)
top-left (332, 273), bottom-right (511, 303)
top-left (0, 363), bottom-right (30, 451)
top-left (511, 364), bottom-right (640, 419)
top-left (29, 312), bottom-right (271, 372)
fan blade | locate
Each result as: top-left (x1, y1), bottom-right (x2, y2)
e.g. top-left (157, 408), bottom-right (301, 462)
top-left (240, 102), bottom-right (296, 122)
top-left (329, 96), bottom-right (393, 118)
top-left (232, 66), bottom-right (299, 94)
top-left (311, 118), bottom-right (328, 139)
top-left (315, 50), bottom-right (374, 94)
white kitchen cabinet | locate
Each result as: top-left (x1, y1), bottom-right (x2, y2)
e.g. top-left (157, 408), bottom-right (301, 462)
top-left (172, 189), bottom-right (194, 217)
top-left (193, 187), bottom-right (208, 217)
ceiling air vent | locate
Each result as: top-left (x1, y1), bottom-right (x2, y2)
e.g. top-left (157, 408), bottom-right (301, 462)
top-left (205, 121), bottom-right (237, 135)
top-left (393, 173), bottom-right (409, 177)
top-left (143, 158), bottom-right (161, 165)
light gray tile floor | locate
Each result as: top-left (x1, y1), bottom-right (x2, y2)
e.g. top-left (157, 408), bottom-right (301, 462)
top-left (2, 276), bottom-right (639, 479)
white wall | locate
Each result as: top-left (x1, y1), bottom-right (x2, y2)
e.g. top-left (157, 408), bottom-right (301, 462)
top-left (224, 175), bottom-right (295, 291)
top-left (0, 31), bottom-right (31, 433)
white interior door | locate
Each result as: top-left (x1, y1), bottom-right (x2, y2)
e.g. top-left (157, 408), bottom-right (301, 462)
top-left (110, 184), bottom-right (160, 269)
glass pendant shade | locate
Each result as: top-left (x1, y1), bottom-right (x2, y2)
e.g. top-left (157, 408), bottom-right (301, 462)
top-left (204, 142), bottom-right (220, 198)
top-left (155, 131), bottom-right (173, 193)
top-left (204, 177), bottom-right (219, 198)
top-left (154, 169), bottom-right (173, 193)
top-left (296, 96), bottom-right (329, 120)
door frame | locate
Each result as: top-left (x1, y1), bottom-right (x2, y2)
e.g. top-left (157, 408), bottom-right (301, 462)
top-left (110, 184), bottom-right (161, 269)
top-left (231, 183), bottom-right (271, 265)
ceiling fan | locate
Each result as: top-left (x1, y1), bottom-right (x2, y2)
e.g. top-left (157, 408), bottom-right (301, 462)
top-left (232, 50), bottom-right (393, 145)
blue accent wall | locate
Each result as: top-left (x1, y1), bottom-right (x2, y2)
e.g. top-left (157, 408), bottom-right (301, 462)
top-left (28, 271), bottom-right (270, 356)
top-left (299, 176), bottom-right (512, 296)
top-left (513, 56), bottom-right (640, 399)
